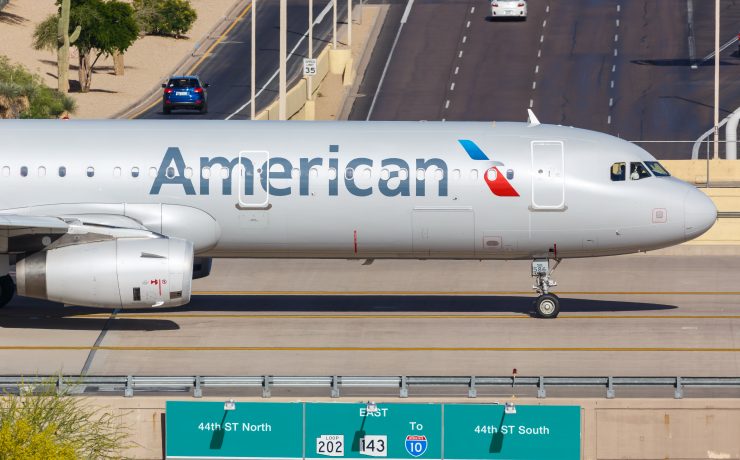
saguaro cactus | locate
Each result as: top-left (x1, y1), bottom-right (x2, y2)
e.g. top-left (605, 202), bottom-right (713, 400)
top-left (57, 0), bottom-right (81, 93)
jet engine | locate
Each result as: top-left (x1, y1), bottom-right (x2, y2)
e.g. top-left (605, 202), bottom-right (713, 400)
top-left (16, 237), bottom-right (193, 309)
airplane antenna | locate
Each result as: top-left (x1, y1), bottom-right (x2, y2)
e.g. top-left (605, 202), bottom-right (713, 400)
top-left (527, 109), bottom-right (540, 127)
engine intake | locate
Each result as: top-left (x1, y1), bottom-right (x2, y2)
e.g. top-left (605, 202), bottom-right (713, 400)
top-left (16, 237), bottom-right (193, 308)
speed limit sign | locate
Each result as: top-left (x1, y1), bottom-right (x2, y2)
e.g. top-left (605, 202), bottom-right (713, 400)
top-left (303, 58), bottom-right (318, 77)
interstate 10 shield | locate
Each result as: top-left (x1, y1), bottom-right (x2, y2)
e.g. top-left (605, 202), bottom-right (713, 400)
top-left (405, 435), bottom-right (428, 457)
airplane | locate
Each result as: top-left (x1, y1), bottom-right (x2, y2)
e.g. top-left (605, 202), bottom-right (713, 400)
top-left (0, 113), bottom-right (717, 318)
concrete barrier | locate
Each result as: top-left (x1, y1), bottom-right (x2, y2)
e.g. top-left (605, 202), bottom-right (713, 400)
top-left (63, 395), bottom-right (740, 459)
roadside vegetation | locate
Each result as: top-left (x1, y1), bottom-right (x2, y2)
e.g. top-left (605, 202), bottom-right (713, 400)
top-left (33, 0), bottom-right (139, 93)
top-left (0, 55), bottom-right (76, 118)
top-left (133, 0), bottom-right (197, 38)
top-left (0, 381), bottom-right (129, 459)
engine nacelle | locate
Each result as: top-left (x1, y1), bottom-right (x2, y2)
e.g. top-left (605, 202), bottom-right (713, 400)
top-left (16, 237), bottom-right (193, 309)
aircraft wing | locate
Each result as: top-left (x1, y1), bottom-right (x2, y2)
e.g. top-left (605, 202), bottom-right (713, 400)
top-left (0, 215), bottom-right (69, 232)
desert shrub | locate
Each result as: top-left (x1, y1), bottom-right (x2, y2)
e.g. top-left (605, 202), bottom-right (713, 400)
top-left (0, 55), bottom-right (76, 118)
top-left (134, 0), bottom-right (197, 38)
top-left (0, 380), bottom-right (128, 458)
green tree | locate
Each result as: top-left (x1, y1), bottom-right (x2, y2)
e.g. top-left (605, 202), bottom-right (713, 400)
top-left (134, 0), bottom-right (197, 38)
top-left (33, 0), bottom-right (139, 93)
top-left (0, 380), bottom-right (129, 458)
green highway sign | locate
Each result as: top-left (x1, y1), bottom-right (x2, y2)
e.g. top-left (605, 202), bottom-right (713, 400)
top-left (305, 403), bottom-right (442, 459)
top-left (165, 401), bottom-right (303, 459)
top-left (443, 404), bottom-right (581, 460)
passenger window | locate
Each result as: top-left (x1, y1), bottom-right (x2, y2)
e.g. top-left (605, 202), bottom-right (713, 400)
top-left (149, 167), bottom-right (157, 178)
top-left (416, 168), bottom-right (425, 181)
top-left (58, 166), bottom-right (66, 177)
top-left (20, 166), bottom-right (28, 177)
top-left (310, 167), bottom-right (319, 178)
top-left (399, 169), bottom-right (409, 180)
top-left (184, 167), bottom-right (193, 179)
top-left (452, 169), bottom-right (461, 180)
top-left (166, 167), bottom-right (176, 179)
top-left (87, 167), bottom-right (95, 178)
top-left (610, 162), bottom-right (625, 181)
top-left (486, 168), bottom-right (497, 181)
top-left (38, 166), bottom-right (46, 177)
top-left (220, 167), bottom-right (229, 179)
top-left (381, 168), bottom-right (390, 180)
top-left (2, 166), bottom-right (9, 177)
top-left (201, 167), bottom-right (211, 179)
top-left (470, 169), bottom-right (479, 180)
top-left (131, 167), bottom-right (140, 178)
top-left (630, 162), bottom-right (651, 180)
top-left (328, 168), bottom-right (337, 180)
top-left (434, 169), bottom-right (444, 181)
top-left (292, 168), bottom-right (300, 178)
top-left (506, 169), bottom-right (514, 180)
top-left (113, 167), bottom-right (121, 177)
top-left (345, 168), bottom-right (354, 180)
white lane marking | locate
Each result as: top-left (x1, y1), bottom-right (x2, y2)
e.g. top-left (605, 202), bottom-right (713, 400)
top-left (227, 1), bottom-right (333, 119)
top-left (613, 48), bottom-right (618, 56)
top-left (450, 82), bottom-right (455, 91)
top-left (366, 0), bottom-right (415, 120)
top-left (459, 50), bottom-right (464, 58)
top-left (537, 49), bottom-right (541, 58)
top-left (442, 118), bottom-right (446, 121)
top-left (535, 65), bottom-right (539, 73)
top-left (617, 4), bottom-right (620, 12)
top-left (546, 5), bottom-right (550, 13)
top-left (529, 99), bottom-right (534, 108)
top-left (540, 35), bottom-right (544, 43)
top-left (612, 64), bottom-right (616, 72)
top-left (466, 20), bottom-right (471, 28)
top-left (445, 100), bottom-right (450, 109)
top-left (462, 35), bottom-right (467, 44)
top-left (609, 97), bottom-right (613, 107)
top-left (543, 19), bottom-right (547, 27)
top-left (470, 6), bottom-right (475, 14)
top-left (608, 115), bottom-right (612, 124)
top-left (401, 0), bottom-right (415, 23)
top-left (687, 0), bottom-right (697, 68)
top-left (614, 34), bottom-right (619, 42)
top-left (616, 18), bottom-right (620, 27)
top-left (454, 66), bottom-right (459, 75)
top-left (532, 81), bottom-right (536, 90)
top-left (610, 80), bottom-right (614, 88)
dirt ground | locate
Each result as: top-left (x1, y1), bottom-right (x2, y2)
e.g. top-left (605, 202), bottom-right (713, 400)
top-left (0, 0), bottom-right (236, 118)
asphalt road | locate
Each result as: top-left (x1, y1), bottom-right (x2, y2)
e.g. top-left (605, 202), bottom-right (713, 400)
top-left (353, 0), bottom-right (740, 159)
top-left (136, 0), bottom-right (346, 120)
top-left (1, 252), bottom-right (739, 380)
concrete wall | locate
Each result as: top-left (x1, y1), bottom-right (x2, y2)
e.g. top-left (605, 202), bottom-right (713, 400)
top-left (74, 396), bottom-right (740, 459)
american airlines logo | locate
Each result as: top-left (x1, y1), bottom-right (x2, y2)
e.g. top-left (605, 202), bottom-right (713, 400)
top-left (150, 141), bottom-right (518, 198)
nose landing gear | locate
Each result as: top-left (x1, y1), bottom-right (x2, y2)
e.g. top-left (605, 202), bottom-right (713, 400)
top-left (532, 258), bottom-right (561, 318)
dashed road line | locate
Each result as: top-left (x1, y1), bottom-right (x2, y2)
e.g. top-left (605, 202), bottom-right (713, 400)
top-left (445, 100), bottom-right (450, 109)
top-left (458, 50), bottom-right (464, 58)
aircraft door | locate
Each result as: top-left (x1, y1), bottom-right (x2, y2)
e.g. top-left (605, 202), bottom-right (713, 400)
top-left (237, 150), bottom-right (270, 209)
top-left (530, 141), bottom-right (565, 210)
top-left (412, 207), bottom-right (475, 257)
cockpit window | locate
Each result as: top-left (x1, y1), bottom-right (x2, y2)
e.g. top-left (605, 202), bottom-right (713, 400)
top-left (610, 162), bottom-right (625, 181)
top-left (630, 162), bottom-right (652, 180)
top-left (645, 161), bottom-right (670, 177)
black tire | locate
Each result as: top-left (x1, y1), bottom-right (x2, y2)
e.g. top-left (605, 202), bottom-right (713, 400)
top-left (535, 294), bottom-right (559, 319)
top-left (0, 275), bottom-right (15, 308)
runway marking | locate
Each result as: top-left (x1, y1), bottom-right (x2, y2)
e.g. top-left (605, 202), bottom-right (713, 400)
top-left (470, 6), bottom-right (475, 14)
top-left (454, 66), bottom-right (459, 75)
top-left (191, 290), bottom-right (740, 296)
top-left (1, 345), bottom-right (738, 352)
top-left (609, 97), bottom-right (613, 107)
top-left (616, 4), bottom-right (620, 12)
top-left (532, 81), bottom-right (536, 90)
top-left (366, 0), bottom-right (415, 120)
top-left (546, 5), bottom-right (549, 13)
top-left (529, 99), bottom-right (534, 108)
top-left (539, 35), bottom-right (544, 43)
top-left (610, 80), bottom-right (614, 88)
top-left (542, 19), bottom-right (547, 27)
top-left (537, 49), bottom-right (541, 58)
top-left (613, 49), bottom-right (618, 57)
top-left (614, 34), bottom-right (618, 42)
top-left (462, 35), bottom-right (467, 44)
top-left (466, 20), bottom-right (471, 28)
top-left (445, 100), bottom-right (450, 109)
top-left (458, 50), bottom-right (464, 58)
top-left (616, 19), bottom-right (619, 27)
top-left (612, 64), bottom-right (616, 72)
top-left (129, 1), bottom-right (254, 118)
top-left (607, 115), bottom-right (612, 124)
top-left (535, 65), bottom-right (539, 73)
top-left (450, 83), bottom-right (455, 91)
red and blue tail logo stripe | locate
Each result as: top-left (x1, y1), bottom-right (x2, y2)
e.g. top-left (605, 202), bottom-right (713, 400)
top-left (458, 140), bottom-right (519, 197)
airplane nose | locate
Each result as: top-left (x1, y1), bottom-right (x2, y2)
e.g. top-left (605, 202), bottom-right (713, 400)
top-left (684, 189), bottom-right (717, 238)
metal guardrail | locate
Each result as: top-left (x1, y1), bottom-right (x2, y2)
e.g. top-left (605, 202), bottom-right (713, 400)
top-left (1, 375), bottom-right (739, 399)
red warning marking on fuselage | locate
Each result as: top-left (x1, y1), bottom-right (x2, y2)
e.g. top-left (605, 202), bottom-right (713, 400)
top-left (484, 167), bottom-right (519, 197)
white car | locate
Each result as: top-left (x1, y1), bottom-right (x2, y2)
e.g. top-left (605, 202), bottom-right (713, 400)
top-left (491, 1), bottom-right (527, 19)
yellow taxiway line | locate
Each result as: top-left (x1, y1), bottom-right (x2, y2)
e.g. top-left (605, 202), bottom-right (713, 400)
top-left (192, 290), bottom-right (740, 296)
top-left (0, 346), bottom-right (738, 352)
top-left (128, 2), bottom-right (253, 119)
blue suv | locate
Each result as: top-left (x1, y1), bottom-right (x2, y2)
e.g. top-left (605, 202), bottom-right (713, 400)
top-left (162, 76), bottom-right (209, 114)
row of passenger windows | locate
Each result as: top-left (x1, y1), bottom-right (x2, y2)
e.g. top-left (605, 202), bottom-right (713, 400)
top-left (610, 161), bottom-right (670, 181)
top-left (1, 166), bottom-right (515, 182)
